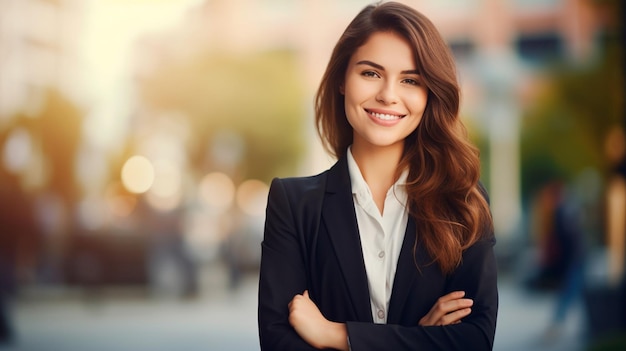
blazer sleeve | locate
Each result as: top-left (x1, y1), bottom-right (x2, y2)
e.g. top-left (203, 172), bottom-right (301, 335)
top-left (345, 236), bottom-right (498, 351)
top-left (258, 178), bottom-right (318, 351)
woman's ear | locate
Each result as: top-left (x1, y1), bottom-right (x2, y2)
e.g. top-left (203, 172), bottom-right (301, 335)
top-left (339, 84), bottom-right (345, 95)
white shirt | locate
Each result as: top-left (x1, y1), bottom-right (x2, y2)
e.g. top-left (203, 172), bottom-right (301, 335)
top-left (347, 147), bottom-right (409, 324)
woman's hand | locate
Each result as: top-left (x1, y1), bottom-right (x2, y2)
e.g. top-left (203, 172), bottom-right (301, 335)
top-left (419, 291), bottom-right (473, 326)
top-left (288, 290), bottom-right (348, 350)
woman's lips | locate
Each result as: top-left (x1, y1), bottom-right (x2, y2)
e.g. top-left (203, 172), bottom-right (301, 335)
top-left (365, 108), bottom-right (406, 125)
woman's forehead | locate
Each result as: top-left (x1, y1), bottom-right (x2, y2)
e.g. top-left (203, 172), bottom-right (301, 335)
top-left (349, 31), bottom-right (418, 72)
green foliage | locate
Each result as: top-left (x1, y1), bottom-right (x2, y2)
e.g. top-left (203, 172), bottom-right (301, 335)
top-left (587, 332), bottom-right (626, 351)
top-left (520, 34), bottom-right (624, 198)
top-left (138, 49), bottom-right (305, 182)
top-left (464, 116), bottom-right (490, 190)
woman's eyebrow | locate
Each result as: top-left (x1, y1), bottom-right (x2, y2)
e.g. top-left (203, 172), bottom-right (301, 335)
top-left (355, 60), bottom-right (420, 75)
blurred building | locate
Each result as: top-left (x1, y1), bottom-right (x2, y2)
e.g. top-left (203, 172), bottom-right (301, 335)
top-left (0, 0), bottom-right (89, 287)
top-left (416, 0), bottom-right (604, 242)
top-left (0, 0), bottom-right (87, 122)
top-left (0, 0), bottom-right (603, 137)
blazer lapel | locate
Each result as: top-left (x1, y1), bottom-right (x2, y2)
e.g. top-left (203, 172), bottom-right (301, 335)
top-left (322, 157), bottom-right (373, 323)
top-left (387, 217), bottom-right (420, 323)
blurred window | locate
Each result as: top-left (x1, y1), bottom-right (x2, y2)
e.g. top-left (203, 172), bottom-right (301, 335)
top-left (515, 32), bottom-right (564, 65)
top-left (449, 39), bottom-right (475, 61)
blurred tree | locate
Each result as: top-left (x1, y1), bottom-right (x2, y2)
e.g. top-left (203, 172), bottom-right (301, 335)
top-left (137, 49), bottom-right (305, 183)
top-left (0, 89), bottom-right (83, 207)
top-left (465, 118), bottom-right (490, 192)
top-left (36, 89), bottom-right (83, 203)
top-left (520, 2), bottom-right (624, 198)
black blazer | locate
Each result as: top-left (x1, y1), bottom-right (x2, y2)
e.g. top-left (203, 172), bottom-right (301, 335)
top-left (258, 157), bottom-right (498, 350)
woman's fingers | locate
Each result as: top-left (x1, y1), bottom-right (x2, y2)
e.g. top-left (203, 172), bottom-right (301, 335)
top-left (433, 296), bottom-right (473, 317)
top-left (419, 291), bottom-right (474, 326)
top-left (438, 307), bottom-right (472, 325)
top-left (438, 290), bottom-right (466, 302)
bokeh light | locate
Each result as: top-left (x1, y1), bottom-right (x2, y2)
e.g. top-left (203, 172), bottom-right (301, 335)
top-left (199, 171), bottom-right (235, 211)
top-left (2, 127), bottom-right (33, 174)
top-left (121, 155), bottom-right (155, 194)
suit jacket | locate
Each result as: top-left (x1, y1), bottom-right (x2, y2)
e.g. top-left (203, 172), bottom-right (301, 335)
top-left (258, 156), bottom-right (498, 350)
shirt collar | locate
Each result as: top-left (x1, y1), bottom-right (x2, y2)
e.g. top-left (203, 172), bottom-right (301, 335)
top-left (347, 146), bottom-right (409, 196)
top-left (347, 146), bottom-right (369, 196)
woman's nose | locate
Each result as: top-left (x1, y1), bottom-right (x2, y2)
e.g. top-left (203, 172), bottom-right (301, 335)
top-left (375, 82), bottom-right (398, 105)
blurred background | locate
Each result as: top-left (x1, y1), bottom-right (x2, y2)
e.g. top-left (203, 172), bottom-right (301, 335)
top-left (0, 0), bottom-right (623, 350)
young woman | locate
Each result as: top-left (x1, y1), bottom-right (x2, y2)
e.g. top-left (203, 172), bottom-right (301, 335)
top-left (258, 2), bottom-right (497, 350)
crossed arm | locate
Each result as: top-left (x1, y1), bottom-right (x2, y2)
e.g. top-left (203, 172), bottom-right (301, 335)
top-left (288, 290), bottom-right (474, 350)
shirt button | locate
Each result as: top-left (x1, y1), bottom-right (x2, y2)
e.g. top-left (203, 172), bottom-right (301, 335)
top-left (377, 309), bottom-right (385, 319)
top-left (378, 250), bottom-right (385, 258)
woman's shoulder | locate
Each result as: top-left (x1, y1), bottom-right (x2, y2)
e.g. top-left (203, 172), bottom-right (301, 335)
top-left (267, 171), bottom-right (330, 226)
top-left (270, 169), bottom-right (329, 198)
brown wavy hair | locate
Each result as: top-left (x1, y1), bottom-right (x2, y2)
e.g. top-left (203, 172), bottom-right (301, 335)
top-left (315, 1), bottom-right (494, 274)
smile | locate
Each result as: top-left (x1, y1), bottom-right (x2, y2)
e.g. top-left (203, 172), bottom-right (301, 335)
top-left (366, 109), bottom-right (405, 121)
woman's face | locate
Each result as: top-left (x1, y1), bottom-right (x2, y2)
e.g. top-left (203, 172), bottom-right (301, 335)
top-left (342, 31), bottom-right (428, 153)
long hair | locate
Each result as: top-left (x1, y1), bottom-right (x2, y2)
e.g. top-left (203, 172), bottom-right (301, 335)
top-left (315, 1), bottom-right (493, 274)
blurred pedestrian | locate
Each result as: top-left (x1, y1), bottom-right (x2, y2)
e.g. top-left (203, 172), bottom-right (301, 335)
top-left (0, 222), bottom-right (15, 345)
top-left (0, 241), bottom-right (14, 345)
top-left (258, 2), bottom-right (497, 350)
top-left (526, 181), bottom-right (566, 291)
top-left (0, 172), bottom-right (37, 345)
top-left (582, 125), bottom-right (626, 344)
top-left (221, 226), bottom-right (243, 291)
top-left (542, 182), bottom-right (586, 340)
top-left (138, 199), bottom-right (198, 298)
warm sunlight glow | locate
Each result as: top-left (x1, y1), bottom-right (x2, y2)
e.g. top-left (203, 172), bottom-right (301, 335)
top-left (82, 0), bottom-right (203, 150)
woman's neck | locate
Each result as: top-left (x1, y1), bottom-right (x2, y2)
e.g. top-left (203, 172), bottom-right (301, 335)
top-left (350, 142), bottom-right (403, 213)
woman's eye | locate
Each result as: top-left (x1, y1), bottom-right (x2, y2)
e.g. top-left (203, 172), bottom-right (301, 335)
top-left (361, 71), bottom-right (380, 78)
top-left (402, 78), bottom-right (421, 86)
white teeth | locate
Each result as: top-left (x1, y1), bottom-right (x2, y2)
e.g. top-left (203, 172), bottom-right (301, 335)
top-left (371, 111), bottom-right (401, 120)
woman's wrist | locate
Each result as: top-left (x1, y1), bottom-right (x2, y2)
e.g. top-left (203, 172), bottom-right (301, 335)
top-left (324, 321), bottom-right (349, 351)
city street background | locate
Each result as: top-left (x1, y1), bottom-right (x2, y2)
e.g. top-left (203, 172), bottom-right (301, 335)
top-left (0, 0), bottom-right (624, 350)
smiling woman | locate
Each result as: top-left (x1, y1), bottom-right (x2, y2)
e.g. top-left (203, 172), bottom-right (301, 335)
top-left (258, 2), bottom-right (497, 351)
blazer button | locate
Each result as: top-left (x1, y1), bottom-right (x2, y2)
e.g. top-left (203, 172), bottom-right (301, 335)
top-left (378, 251), bottom-right (385, 258)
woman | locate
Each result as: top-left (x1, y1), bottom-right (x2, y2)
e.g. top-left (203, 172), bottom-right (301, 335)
top-left (258, 2), bottom-right (497, 350)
